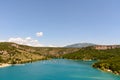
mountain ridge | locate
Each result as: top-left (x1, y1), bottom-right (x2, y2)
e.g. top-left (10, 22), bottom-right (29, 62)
top-left (64, 43), bottom-right (96, 48)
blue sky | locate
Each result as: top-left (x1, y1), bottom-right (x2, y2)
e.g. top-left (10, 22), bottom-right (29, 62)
top-left (0, 0), bottom-right (120, 46)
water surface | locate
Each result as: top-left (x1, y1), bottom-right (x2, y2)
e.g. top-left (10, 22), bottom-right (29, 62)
top-left (0, 59), bottom-right (120, 80)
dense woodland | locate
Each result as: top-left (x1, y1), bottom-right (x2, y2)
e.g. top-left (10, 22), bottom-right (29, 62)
top-left (62, 47), bottom-right (120, 75)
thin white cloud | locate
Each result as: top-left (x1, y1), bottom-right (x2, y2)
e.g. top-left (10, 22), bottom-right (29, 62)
top-left (48, 45), bottom-right (57, 47)
top-left (0, 32), bottom-right (59, 47)
top-left (0, 40), bottom-right (6, 42)
top-left (0, 37), bottom-right (60, 47)
top-left (6, 37), bottom-right (44, 47)
top-left (36, 32), bottom-right (43, 37)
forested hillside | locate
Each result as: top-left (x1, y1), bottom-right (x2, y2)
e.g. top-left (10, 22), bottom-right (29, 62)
top-left (62, 47), bottom-right (120, 75)
top-left (0, 42), bottom-right (79, 64)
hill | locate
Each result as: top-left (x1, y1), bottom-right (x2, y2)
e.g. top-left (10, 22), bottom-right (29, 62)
top-left (62, 46), bottom-right (120, 75)
top-left (64, 43), bottom-right (96, 48)
top-left (0, 42), bottom-right (80, 64)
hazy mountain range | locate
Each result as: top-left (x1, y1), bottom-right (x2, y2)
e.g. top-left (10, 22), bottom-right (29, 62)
top-left (64, 43), bottom-right (96, 48)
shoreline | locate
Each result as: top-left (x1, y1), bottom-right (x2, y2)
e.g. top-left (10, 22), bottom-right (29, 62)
top-left (0, 63), bottom-right (11, 68)
top-left (97, 68), bottom-right (120, 75)
top-left (0, 58), bottom-right (49, 68)
top-left (0, 59), bottom-right (120, 75)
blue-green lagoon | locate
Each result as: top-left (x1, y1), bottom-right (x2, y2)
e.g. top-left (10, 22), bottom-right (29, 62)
top-left (0, 59), bottom-right (120, 80)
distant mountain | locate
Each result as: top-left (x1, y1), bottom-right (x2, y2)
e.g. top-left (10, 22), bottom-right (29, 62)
top-left (65, 43), bottom-right (96, 48)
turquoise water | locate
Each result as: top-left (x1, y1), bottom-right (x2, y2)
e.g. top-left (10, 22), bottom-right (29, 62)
top-left (0, 59), bottom-right (120, 80)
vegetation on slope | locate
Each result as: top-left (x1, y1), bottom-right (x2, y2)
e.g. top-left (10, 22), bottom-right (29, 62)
top-left (93, 57), bottom-right (120, 75)
top-left (62, 47), bottom-right (120, 75)
top-left (0, 42), bottom-right (80, 64)
top-left (1, 42), bottom-right (120, 75)
top-left (0, 42), bottom-right (46, 64)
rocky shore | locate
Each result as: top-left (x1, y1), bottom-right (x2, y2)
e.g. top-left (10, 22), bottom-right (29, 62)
top-left (0, 63), bottom-right (11, 68)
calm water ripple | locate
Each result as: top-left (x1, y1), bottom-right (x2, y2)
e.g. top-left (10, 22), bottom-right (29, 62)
top-left (0, 59), bottom-right (120, 80)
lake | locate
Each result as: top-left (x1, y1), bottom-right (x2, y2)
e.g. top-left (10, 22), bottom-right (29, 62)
top-left (0, 59), bottom-right (120, 80)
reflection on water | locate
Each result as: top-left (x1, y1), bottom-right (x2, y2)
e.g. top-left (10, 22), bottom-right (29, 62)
top-left (0, 59), bottom-right (120, 80)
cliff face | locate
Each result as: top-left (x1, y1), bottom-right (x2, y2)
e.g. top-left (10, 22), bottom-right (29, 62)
top-left (94, 45), bottom-right (120, 50)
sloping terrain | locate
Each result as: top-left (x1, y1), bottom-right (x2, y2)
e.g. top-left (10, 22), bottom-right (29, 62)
top-left (0, 42), bottom-right (80, 64)
top-left (62, 47), bottom-right (120, 75)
